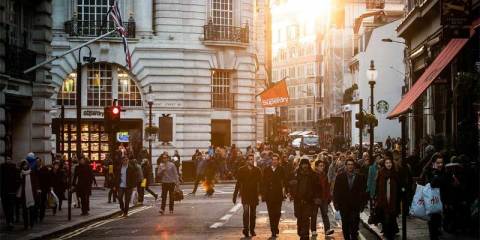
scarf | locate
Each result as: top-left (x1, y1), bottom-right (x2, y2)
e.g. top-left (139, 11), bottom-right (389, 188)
top-left (20, 169), bottom-right (35, 208)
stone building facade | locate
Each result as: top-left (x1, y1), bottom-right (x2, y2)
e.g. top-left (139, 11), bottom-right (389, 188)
top-left (50, 0), bottom-right (266, 170)
top-left (0, 0), bottom-right (54, 163)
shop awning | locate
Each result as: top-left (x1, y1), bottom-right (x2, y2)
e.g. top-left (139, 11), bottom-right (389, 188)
top-left (387, 38), bottom-right (469, 119)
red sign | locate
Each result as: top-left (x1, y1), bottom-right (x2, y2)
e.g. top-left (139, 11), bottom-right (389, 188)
top-left (259, 80), bottom-right (290, 107)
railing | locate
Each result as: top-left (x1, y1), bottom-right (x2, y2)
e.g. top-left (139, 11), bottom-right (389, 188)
top-left (64, 19), bottom-right (135, 38)
top-left (204, 23), bottom-right (249, 44)
top-left (5, 45), bottom-right (36, 81)
top-left (212, 93), bottom-right (235, 109)
top-left (406, 0), bottom-right (428, 12)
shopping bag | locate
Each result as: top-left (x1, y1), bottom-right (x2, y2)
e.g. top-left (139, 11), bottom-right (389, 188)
top-left (423, 183), bottom-right (443, 215)
top-left (141, 178), bottom-right (147, 188)
top-left (131, 190), bottom-right (138, 205)
top-left (47, 190), bottom-right (59, 208)
top-left (174, 185), bottom-right (184, 201)
top-left (409, 184), bottom-right (429, 220)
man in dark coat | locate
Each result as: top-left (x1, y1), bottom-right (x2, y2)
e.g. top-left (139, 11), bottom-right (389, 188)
top-left (115, 156), bottom-right (138, 217)
top-left (233, 153), bottom-right (262, 238)
top-left (36, 158), bottom-right (53, 221)
top-left (333, 158), bottom-right (367, 240)
top-left (290, 158), bottom-right (318, 240)
top-left (73, 157), bottom-right (96, 216)
top-left (262, 153), bottom-right (286, 238)
top-left (0, 157), bottom-right (20, 230)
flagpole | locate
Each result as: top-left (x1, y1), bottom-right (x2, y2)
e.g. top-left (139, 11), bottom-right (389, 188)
top-left (23, 29), bottom-right (117, 74)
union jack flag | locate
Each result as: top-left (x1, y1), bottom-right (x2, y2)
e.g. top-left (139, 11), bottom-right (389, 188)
top-left (107, 0), bottom-right (132, 70)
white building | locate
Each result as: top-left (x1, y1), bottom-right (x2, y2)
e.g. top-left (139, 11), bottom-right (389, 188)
top-left (347, 19), bottom-right (404, 145)
top-left (50, 0), bottom-right (266, 171)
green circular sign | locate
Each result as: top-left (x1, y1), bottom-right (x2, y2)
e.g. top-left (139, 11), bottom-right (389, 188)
top-left (376, 100), bottom-right (389, 114)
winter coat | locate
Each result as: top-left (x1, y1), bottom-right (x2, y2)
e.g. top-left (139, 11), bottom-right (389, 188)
top-left (233, 165), bottom-right (262, 205)
top-left (37, 166), bottom-right (52, 192)
top-left (0, 162), bottom-right (20, 196)
top-left (375, 168), bottom-right (400, 215)
top-left (367, 163), bottom-right (378, 198)
top-left (290, 168), bottom-right (318, 204)
top-left (73, 164), bottom-right (95, 195)
top-left (333, 172), bottom-right (367, 213)
top-left (315, 171), bottom-right (331, 204)
top-left (157, 161), bottom-right (179, 184)
top-left (115, 163), bottom-right (138, 189)
top-left (262, 166), bottom-right (286, 203)
top-left (51, 169), bottom-right (67, 200)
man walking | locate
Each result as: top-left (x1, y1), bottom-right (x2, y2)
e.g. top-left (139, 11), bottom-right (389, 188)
top-left (73, 157), bottom-right (96, 216)
top-left (262, 153), bottom-right (286, 238)
top-left (233, 154), bottom-right (262, 238)
top-left (333, 158), bottom-right (367, 240)
top-left (115, 156), bottom-right (137, 217)
top-left (157, 154), bottom-right (180, 214)
top-left (290, 158), bottom-right (317, 240)
top-left (312, 160), bottom-right (334, 236)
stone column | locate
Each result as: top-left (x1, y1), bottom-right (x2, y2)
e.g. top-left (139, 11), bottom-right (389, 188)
top-left (31, 0), bottom-right (54, 163)
top-left (134, 0), bottom-right (153, 37)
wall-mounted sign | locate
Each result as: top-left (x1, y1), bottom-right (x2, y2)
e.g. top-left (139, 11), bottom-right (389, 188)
top-left (376, 100), bottom-right (389, 114)
top-left (82, 110), bottom-right (104, 118)
top-left (117, 131), bottom-right (129, 142)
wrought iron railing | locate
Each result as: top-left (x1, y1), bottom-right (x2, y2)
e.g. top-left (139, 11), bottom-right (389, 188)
top-left (64, 19), bottom-right (135, 38)
top-left (365, 0), bottom-right (385, 9)
top-left (212, 93), bottom-right (235, 109)
top-left (5, 45), bottom-right (36, 81)
top-left (204, 23), bottom-right (249, 44)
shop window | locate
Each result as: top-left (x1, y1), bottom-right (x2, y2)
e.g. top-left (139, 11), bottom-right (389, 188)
top-left (57, 73), bottom-right (77, 106)
top-left (87, 63), bottom-right (113, 106)
top-left (117, 69), bottom-right (142, 107)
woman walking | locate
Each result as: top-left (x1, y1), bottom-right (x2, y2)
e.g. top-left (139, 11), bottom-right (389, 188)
top-left (73, 157), bottom-right (96, 216)
top-left (375, 157), bottom-right (400, 240)
top-left (18, 160), bottom-right (38, 229)
top-left (51, 161), bottom-right (67, 213)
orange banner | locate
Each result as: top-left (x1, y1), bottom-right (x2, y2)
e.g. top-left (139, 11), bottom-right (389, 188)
top-left (259, 80), bottom-right (290, 107)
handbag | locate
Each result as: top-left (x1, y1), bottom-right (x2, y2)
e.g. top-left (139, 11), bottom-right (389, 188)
top-left (141, 178), bottom-right (147, 188)
top-left (409, 184), bottom-right (429, 220)
top-left (174, 185), bottom-right (184, 201)
top-left (47, 190), bottom-right (59, 208)
top-left (131, 190), bottom-right (138, 205)
top-left (423, 183), bottom-right (443, 215)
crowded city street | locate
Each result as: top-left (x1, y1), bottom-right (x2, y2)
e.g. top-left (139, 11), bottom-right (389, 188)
top-left (1, 0), bottom-right (479, 239)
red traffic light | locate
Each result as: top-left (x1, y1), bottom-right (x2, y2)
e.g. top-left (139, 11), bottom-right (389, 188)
top-left (112, 106), bottom-right (120, 115)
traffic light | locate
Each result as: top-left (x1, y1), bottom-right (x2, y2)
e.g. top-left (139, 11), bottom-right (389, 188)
top-left (104, 105), bottom-right (121, 133)
top-left (355, 112), bottom-right (364, 129)
top-left (111, 105), bottom-right (121, 123)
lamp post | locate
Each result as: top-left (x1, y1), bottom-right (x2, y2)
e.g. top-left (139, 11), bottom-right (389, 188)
top-left (366, 60), bottom-right (377, 160)
top-left (69, 46), bottom-right (95, 221)
top-left (147, 86), bottom-right (154, 165)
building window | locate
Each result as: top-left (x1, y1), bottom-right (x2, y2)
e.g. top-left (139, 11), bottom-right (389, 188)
top-left (211, 0), bottom-right (233, 26)
top-left (307, 83), bottom-right (315, 96)
top-left (288, 108), bottom-right (296, 122)
top-left (212, 70), bottom-right (233, 109)
top-left (117, 69), bottom-right (142, 107)
top-left (77, 0), bottom-right (112, 36)
top-left (288, 86), bottom-right (295, 99)
top-left (57, 73), bottom-right (77, 106)
top-left (289, 67), bottom-right (296, 79)
top-left (297, 108), bottom-right (305, 122)
top-left (87, 63), bottom-right (112, 107)
top-left (307, 63), bottom-right (315, 76)
top-left (297, 65), bottom-right (304, 78)
top-left (306, 105), bottom-right (313, 121)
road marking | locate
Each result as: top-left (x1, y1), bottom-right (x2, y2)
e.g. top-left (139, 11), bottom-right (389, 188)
top-left (56, 206), bottom-right (152, 240)
top-left (209, 203), bottom-right (242, 229)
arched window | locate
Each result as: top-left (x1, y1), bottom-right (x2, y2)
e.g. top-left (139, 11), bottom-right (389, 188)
top-left (57, 73), bottom-right (77, 106)
top-left (57, 63), bottom-right (142, 107)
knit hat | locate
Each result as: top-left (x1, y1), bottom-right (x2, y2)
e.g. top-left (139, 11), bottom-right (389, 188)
top-left (26, 152), bottom-right (36, 168)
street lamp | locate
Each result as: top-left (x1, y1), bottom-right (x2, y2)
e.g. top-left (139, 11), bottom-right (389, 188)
top-left (147, 86), bottom-right (154, 164)
top-left (366, 60), bottom-right (377, 160)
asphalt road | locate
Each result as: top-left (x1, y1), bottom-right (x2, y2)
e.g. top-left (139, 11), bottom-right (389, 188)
top-left (52, 184), bottom-right (378, 240)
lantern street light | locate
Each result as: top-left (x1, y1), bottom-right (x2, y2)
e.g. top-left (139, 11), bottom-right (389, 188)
top-left (366, 60), bottom-right (377, 160)
top-left (147, 86), bottom-right (154, 164)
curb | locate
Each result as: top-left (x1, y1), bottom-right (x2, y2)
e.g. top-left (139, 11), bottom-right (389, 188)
top-left (359, 212), bottom-right (385, 240)
top-left (28, 206), bottom-right (134, 240)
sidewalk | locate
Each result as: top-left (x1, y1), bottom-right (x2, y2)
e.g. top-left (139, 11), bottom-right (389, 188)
top-left (0, 178), bottom-right (122, 240)
top-left (360, 209), bottom-right (477, 240)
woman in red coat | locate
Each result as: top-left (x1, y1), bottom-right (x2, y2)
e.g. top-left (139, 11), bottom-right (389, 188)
top-left (375, 157), bottom-right (400, 240)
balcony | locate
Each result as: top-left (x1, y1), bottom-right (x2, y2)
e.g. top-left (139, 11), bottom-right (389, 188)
top-left (203, 23), bottom-right (249, 47)
top-left (64, 19), bottom-right (135, 38)
top-left (366, 0), bottom-right (385, 9)
top-left (212, 93), bottom-right (235, 109)
top-left (5, 45), bottom-right (36, 81)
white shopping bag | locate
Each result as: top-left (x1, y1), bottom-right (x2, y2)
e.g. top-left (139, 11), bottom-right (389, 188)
top-left (131, 190), bottom-right (138, 205)
top-left (423, 183), bottom-right (443, 215)
top-left (409, 184), bottom-right (429, 220)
